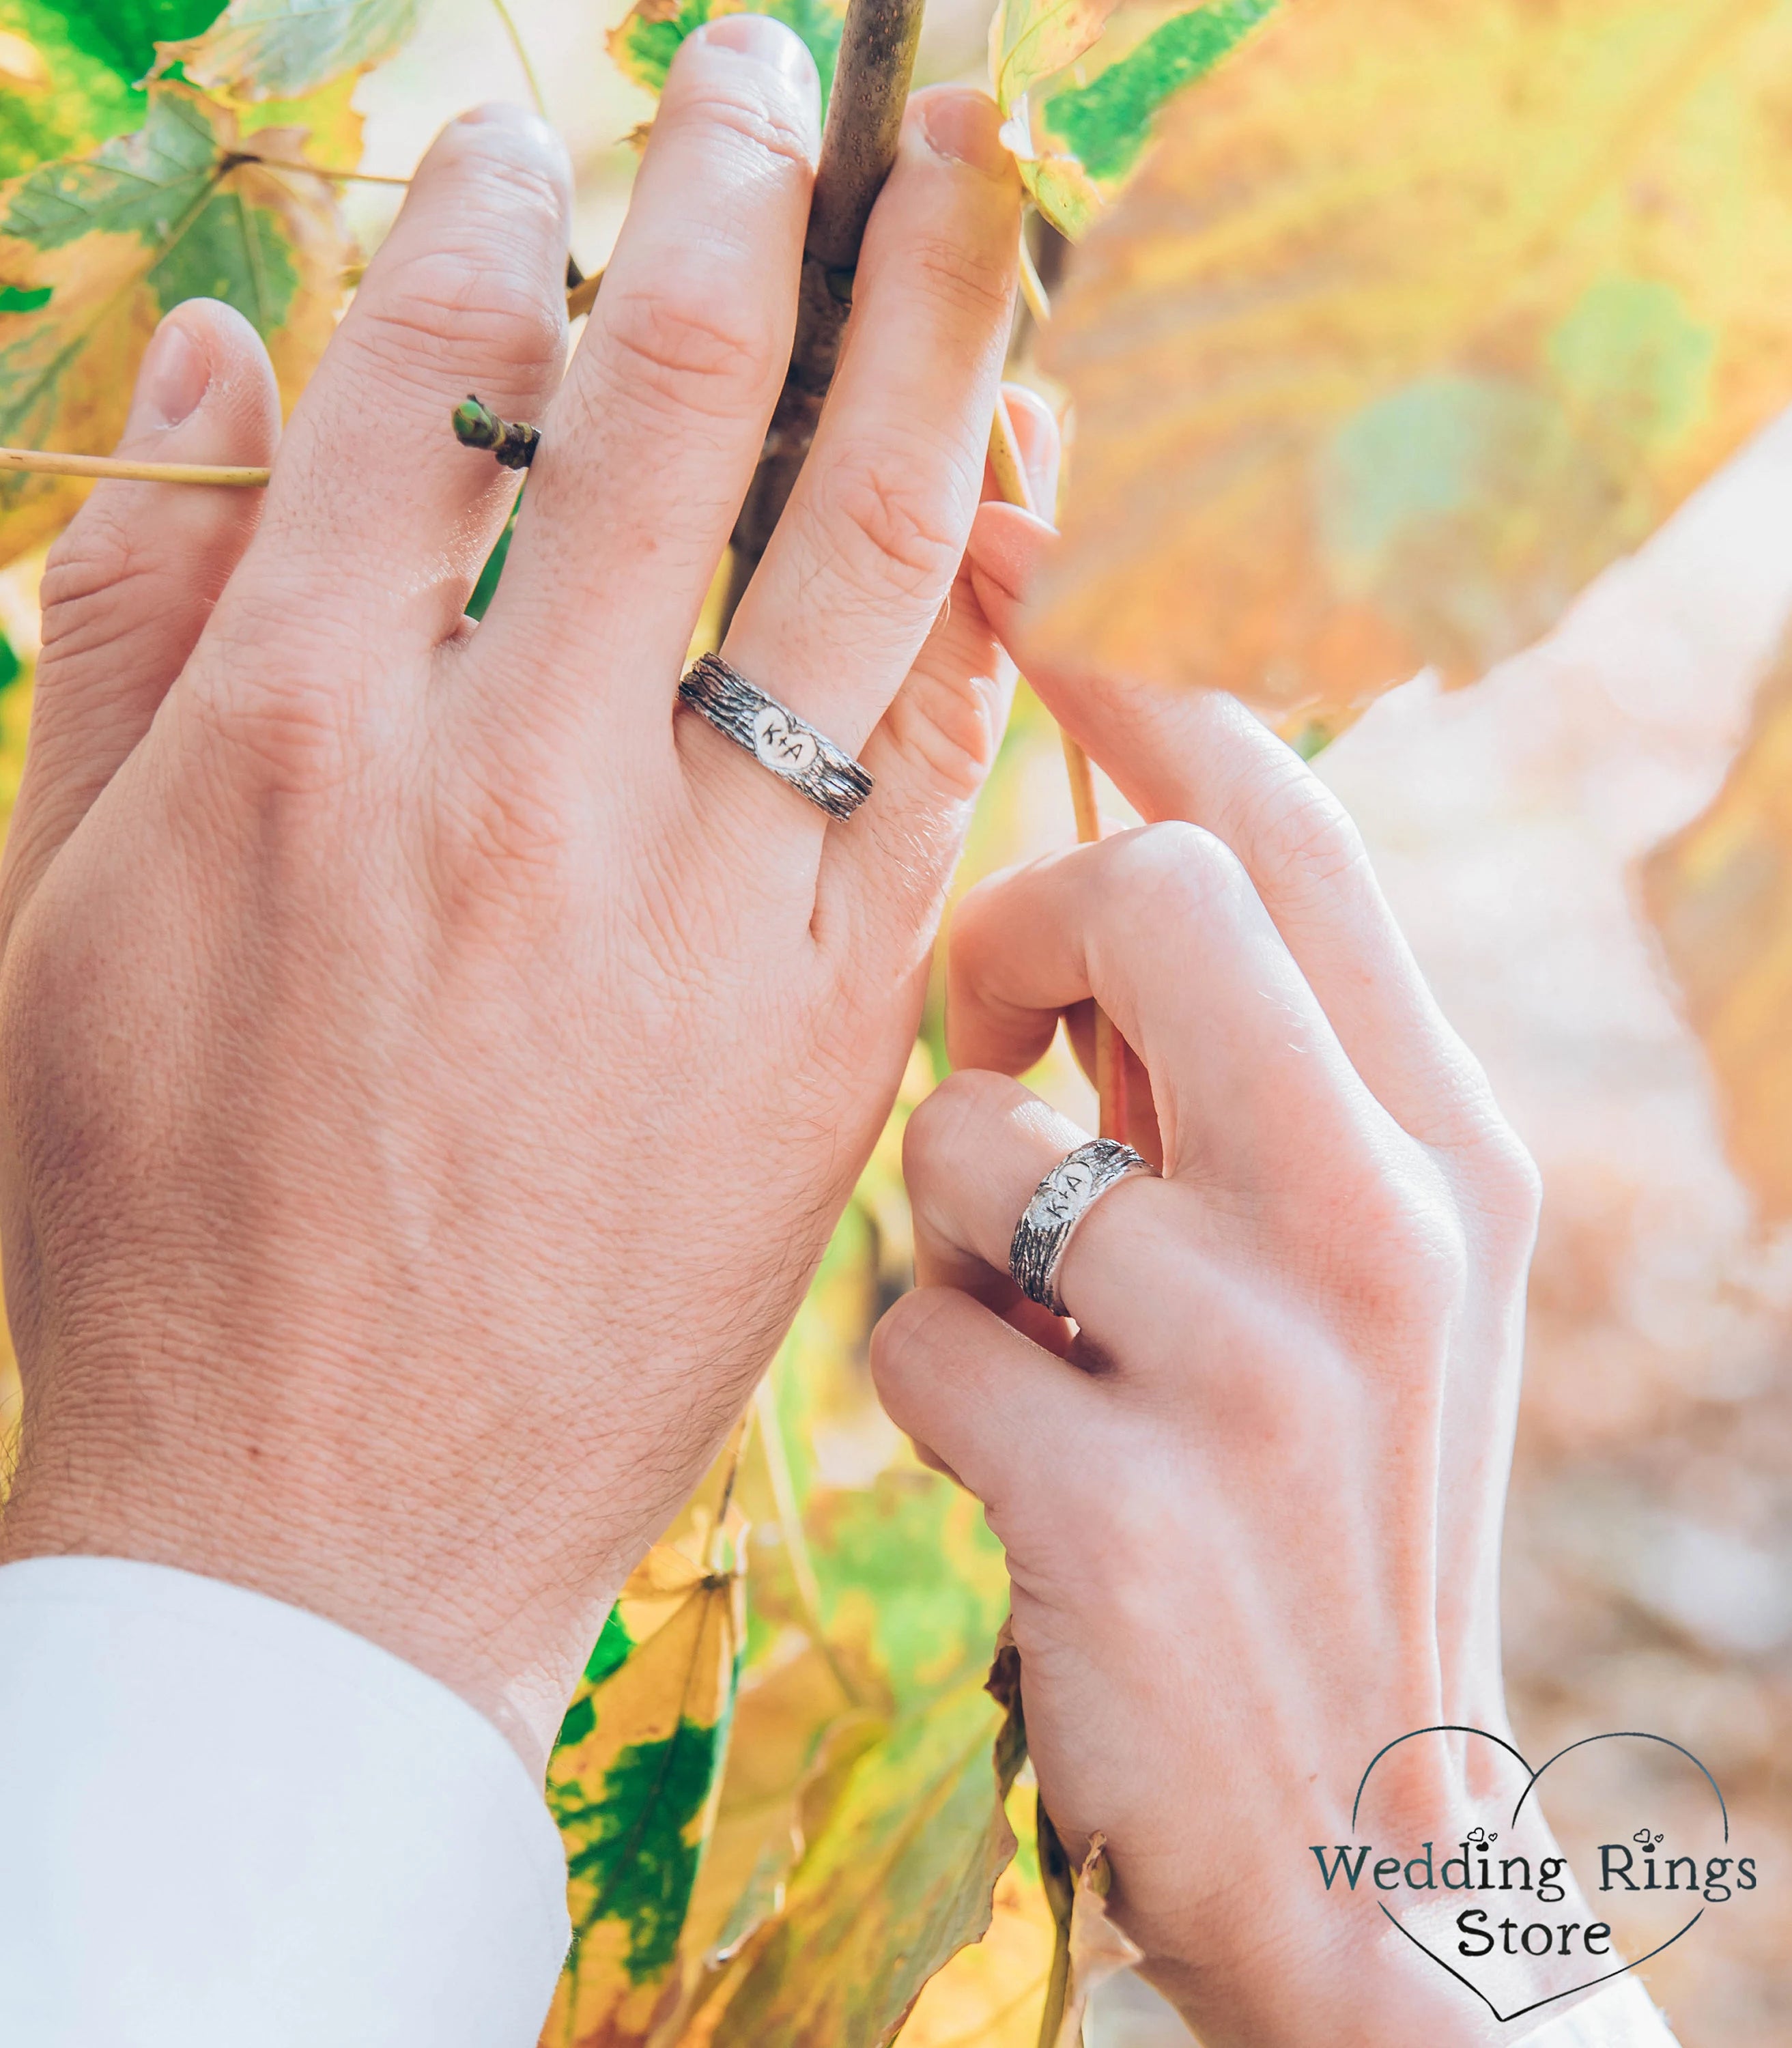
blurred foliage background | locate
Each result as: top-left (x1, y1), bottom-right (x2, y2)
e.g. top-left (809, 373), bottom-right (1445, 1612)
top-left (1, 0), bottom-right (1790, 2043)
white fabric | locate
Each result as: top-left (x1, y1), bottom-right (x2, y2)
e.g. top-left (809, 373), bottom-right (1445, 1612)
top-left (0, 1556), bottom-right (571, 2047)
top-left (0, 1556), bottom-right (1681, 2048)
top-left (1518, 1976), bottom-right (1681, 2047)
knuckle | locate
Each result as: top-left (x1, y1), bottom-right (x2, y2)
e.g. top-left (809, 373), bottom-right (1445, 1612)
top-left (870, 1284), bottom-right (955, 1397)
top-left (1109, 819), bottom-right (1248, 928)
top-left (1340, 1164), bottom-right (1470, 1326)
top-left (187, 669), bottom-right (356, 797)
top-left (596, 272), bottom-right (772, 419)
top-left (809, 429), bottom-right (972, 600)
top-left (672, 75), bottom-right (816, 177)
top-left (38, 509), bottom-right (147, 668)
top-left (354, 245), bottom-right (564, 386)
top-left (1235, 758), bottom-right (1368, 896)
top-left (881, 649), bottom-right (1004, 804)
top-left (906, 229), bottom-right (1015, 330)
top-left (182, 602), bottom-right (376, 797)
top-left (1468, 1121), bottom-right (1544, 1236)
top-left (902, 1067), bottom-right (1011, 1186)
top-left (429, 758), bottom-right (579, 935)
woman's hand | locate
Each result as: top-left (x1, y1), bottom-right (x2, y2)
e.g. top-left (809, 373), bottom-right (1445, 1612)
top-left (873, 508), bottom-right (1567, 2045)
top-left (0, 25), bottom-right (1044, 1773)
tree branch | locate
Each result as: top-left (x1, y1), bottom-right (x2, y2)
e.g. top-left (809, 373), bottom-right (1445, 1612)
top-left (720, 0), bottom-right (926, 626)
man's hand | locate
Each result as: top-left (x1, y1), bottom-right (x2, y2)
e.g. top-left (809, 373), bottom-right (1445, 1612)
top-left (872, 507), bottom-right (1565, 2045)
top-left (0, 23), bottom-right (1036, 1772)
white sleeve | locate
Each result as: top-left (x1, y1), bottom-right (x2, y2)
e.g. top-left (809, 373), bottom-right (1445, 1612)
top-left (0, 1556), bottom-right (571, 2048)
top-left (1517, 1977), bottom-right (1682, 2047)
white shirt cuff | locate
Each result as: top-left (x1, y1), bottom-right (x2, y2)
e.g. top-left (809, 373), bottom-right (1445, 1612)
top-left (1518, 1976), bottom-right (1681, 2047)
top-left (0, 1556), bottom-right (571, 2048)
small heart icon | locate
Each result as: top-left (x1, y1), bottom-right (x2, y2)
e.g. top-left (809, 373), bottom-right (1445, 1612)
top-left (1342, 1725), bottom-right (1731, 2025)
top-left (752, 705), bottom-right (819, 776)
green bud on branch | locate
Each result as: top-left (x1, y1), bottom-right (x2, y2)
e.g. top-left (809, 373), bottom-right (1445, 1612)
top-left (452, 395), bottom-right (540, 470)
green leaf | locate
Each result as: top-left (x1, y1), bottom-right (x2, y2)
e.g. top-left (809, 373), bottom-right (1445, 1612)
top-left (0, 0), bottom-right (223, 179)
top-left (152, 0), bottom-right (418, 102)
top-left (58, 0), bottom-right (223, 81)
top-left (543, 1446), bottom-right (747, 2048)
top-left (1040, 0), bottom-right (1272, 187)
top-left (608, 0), bottom-right (843, 109)
top-left (555, 1718), bottom-right (727, 1981)
top-left (990, 0), bottom-right (1276, 238)
top-left (6, 84), bottom-right (245, 251)
top-left (0, 81), bottom-right (354, 566)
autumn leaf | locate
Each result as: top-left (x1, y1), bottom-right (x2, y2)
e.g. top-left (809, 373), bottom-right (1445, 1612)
top-left (607, 0), bottom-right (844, 106)
top-left (704, 1673), bottom-right (1025, 2048)
top-left (898, 1632), bottom-right (1052, 2048)
top-left (1036, 0), bottom-right (1792, 723)
top-left (542, 1436), bottom-right (749, 2048)
top-left (1046, 1834), bottom-right (1142, 2048)
top-left (1643, 638), bottom-right (1792, 1224)
top-left (0, 80), bottom-right (354, 565)
top-left (650, 1069), bottom-right (1032, 2048)
top-left (897, 1814), bottom-right (1057, 2048)
top-left (991, 0), bottom-right (1274, 240)
top-left (153, 0), bottom-right (418, 102)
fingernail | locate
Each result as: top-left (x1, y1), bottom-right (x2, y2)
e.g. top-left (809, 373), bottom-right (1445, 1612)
top-left (696, 13), bottom-right (816, 88)
top-left (132, 317), bottom-right (208, 433)
top-left (921, 89), bottom-right (1008, 175)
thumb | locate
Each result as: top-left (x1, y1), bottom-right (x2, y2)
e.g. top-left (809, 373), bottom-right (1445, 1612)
top-left (3, 298), bottom-right (279, 922)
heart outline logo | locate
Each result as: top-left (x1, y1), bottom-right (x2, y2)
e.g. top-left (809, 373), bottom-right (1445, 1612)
top-left (1350, 1723), bottom-right (1729, 2024)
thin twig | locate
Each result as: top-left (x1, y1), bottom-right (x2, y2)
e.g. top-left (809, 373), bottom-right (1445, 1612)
top-left (988, 395), bottom-right (1128, 1144)
top-left (751, 1379), bottom-right (862, 1709)
top-left (1036, 1797), bottom-right (1077, 2048)
top-left (0, 446), bottom-right (268, 486)
top-left (242, 156), bottom-right (413, 186)
top-left (1018, 227), bottom-right (1051, 328)
top-left (485, 0), bottom-right (550, 119)
top-left (720, 0), bottom-right (926, 626)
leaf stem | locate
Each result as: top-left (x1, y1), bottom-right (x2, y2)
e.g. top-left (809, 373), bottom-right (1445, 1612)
top-left (1018, 227), bottom-right (1051, 328)
top-left (988, 395), bottom-right (1128, 1144)
top-left (242, 156), bottom-right (414, 186)
top-left (751, 1378), bottom-right (863, 1709)
top-left (0, 446), bottom-right (268, 486)
top-left (1035, 1796), bottom-right (1077, 2048)
top-left (485, 0), bottom-right (550, 119)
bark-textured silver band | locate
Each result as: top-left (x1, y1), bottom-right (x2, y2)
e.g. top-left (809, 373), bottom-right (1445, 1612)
top-left (1008, 1139), bottom-right (1157, 1316)
top-left (678, 653), bottom-right (874, 823)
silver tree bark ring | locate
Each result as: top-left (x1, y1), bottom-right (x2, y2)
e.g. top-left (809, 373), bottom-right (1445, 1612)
top-left (1008, 1138), bottom-right (1158, 1317)
top-left (678, 653), bottom-right (874, 823)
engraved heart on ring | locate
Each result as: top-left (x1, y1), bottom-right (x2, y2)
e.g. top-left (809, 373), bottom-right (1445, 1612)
top-left (752, 705), bottom-right (819, 776)
top-left (1026, 1158), bottom-right (1097, 1229)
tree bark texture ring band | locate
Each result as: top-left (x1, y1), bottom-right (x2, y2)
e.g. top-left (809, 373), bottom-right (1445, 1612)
top-left (678, 653), bottom-right (874, 823)
top-left (1008, 1138), bottom-right (1158, 1317)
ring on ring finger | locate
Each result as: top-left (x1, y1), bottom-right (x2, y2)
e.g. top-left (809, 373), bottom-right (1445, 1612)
top-left (1008, 1137), bottom-right (1156, 1316)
